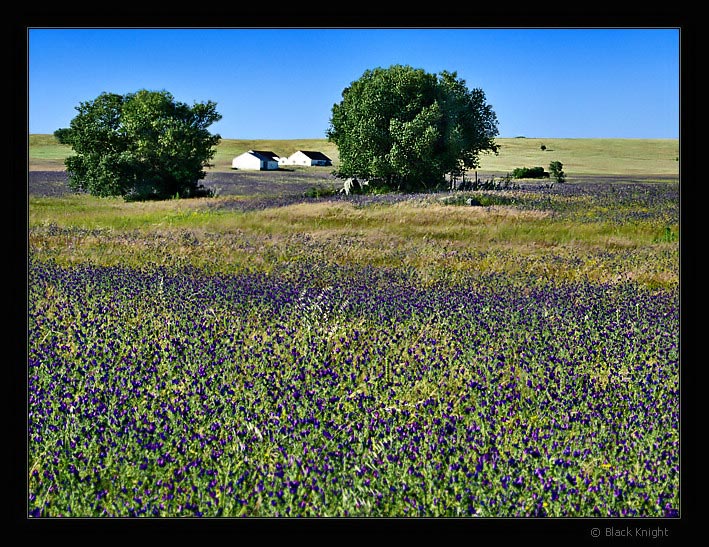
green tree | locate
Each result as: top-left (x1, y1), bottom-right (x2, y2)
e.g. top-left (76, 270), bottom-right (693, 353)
top-left (55, 89), bottom-right (222, 200)
top-left (327, 65), bottom-right (499, 193)
top-left (548, 160), bottom-right (566, 183)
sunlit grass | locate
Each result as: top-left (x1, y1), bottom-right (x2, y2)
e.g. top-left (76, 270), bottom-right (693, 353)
top-left (29, 185), bottom-right (678, 289)
top-left (476, 138), bottom-right (679, 176)
top-left (30, 135), bottom-right (678, 176)
top-left (30, 193), bottom-right (674, 245)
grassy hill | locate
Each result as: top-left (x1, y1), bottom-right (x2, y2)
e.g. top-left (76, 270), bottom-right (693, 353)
top-left (478, 137), bottom-right (679, 176)
top-left (29, 135), bottom-right (679, 176)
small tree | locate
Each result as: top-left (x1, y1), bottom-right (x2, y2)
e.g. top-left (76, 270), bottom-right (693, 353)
top-left (549, 161), bottom-right (566, 183)
top-left (55, 89), bottom-right (222, 200)
top-left (540, 143), bottom-right (546, 151)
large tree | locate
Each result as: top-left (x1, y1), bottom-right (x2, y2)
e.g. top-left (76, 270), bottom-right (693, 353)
top-left (55, 89), bottom-right (222, 200)
top-left (327, 65), bottom-right (499, 193)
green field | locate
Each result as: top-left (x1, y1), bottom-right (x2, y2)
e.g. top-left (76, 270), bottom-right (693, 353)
top-left (29, 134), bottom-right (679, 176)
top-left (477, 137), bottom-right (679, 176)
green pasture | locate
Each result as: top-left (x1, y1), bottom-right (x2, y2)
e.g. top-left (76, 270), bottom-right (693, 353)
top-left (29, 135), bottom-right (679, 176)
top-left (28, 134), bottom-right (75, 170)
top-left (477, 137), bottom-right (679, 176)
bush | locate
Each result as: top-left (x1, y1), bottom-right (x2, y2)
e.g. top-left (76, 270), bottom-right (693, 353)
top-left (511, 166), bottom-right (549, 179)
top-left (548, 161), bottom-right (566, 183)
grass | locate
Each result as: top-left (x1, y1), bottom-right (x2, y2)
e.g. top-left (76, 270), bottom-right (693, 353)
top-left (476, 138), bottom-right (679, 176)
top-left (30, 134), bottom-right (678, 176)
top-left (29, 182), bottom-right (679, 289)
top-left (28, 134), bottom-right (75, 170)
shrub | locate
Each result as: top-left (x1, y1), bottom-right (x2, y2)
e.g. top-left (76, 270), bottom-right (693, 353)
top-left (511, 166), bottom-right (549, 179)
top-left (548, 161), bottom-right (566, 183)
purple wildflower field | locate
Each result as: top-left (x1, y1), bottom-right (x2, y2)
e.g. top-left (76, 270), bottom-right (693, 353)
top-left (27, 173), bottom-right (680, 517)
top-left (28, 265), bottom-right (679, 517)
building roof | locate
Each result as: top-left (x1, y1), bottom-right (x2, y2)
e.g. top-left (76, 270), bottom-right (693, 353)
top-left (296, 150), bottom-right (332, 161)
top-left (249, 150), bottom-right (280, 162)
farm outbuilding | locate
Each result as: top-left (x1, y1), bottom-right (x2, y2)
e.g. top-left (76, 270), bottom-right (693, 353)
top-left (285, 150), bottom-right (332, 167)
top-left (231, 150), bottom-right (280, 170)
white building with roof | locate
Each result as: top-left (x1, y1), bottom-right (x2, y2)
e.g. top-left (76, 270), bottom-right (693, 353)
top-left (285, 150), bottom-right (332, 167)
top-left (231, 150), bottom-right (280, 170)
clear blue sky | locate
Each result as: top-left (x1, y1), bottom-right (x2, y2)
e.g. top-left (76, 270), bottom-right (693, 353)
top-left (28, 28), bottom-right (680, 140)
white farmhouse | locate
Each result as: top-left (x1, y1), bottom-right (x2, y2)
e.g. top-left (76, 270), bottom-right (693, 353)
top-left (231, 150), bottom-right (280, 170)
top-left (286, 150), bottom-right (332, 167)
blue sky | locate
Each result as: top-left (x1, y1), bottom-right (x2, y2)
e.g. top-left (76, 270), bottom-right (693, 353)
top-left (28, 28), bottom-right (680, 140)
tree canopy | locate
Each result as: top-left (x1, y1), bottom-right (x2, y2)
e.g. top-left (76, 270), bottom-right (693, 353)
top-left (55, 89), bottom-right (222, 200)
top-left (327, 65), bottom-right (499, 192)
